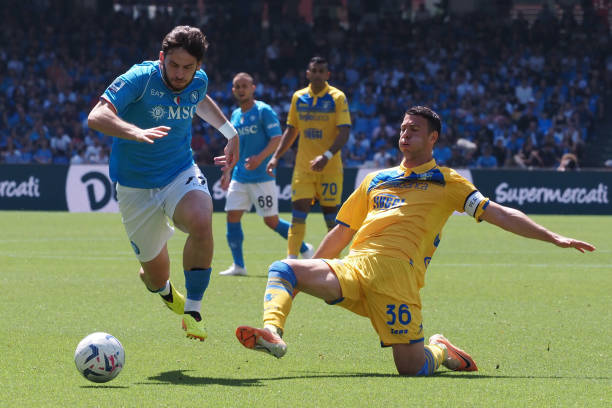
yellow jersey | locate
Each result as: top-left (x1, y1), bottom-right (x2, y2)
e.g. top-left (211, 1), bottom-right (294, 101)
top-left (336, 159), bottom-right (489, 290)
top-left (287, 81), bottom-right (351, 173)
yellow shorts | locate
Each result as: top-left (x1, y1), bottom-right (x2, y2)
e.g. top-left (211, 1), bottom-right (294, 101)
top-left (291, 168), bottom-right (343, 207)
top-left (324, 255), bottom-right (424, 346)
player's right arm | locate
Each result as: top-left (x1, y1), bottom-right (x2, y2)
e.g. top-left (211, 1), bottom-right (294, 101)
top-left (314, 223), bottom-right (356, 259)
top-left (87, 99), bottom-right (169, 143)
top-left (266, 126), bottom-right (298, 176)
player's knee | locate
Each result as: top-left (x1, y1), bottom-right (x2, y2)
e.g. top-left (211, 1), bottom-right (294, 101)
top-left (268, 260), bottom-right (298, 288)
top-left (396, 366), bottom-right (421, 376)
top-left (185, 215), bottom-right (213, 240)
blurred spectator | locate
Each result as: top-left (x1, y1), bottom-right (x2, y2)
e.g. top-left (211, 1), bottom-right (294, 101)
top-left (0, 1), bottom-right (607, 169)
top-left (514, 137), bottom-right (542, 168)
top-left (474, 144), bottom-right (498, 168)
top-left (557, 153), bottom-right (579, 171)
top-left (33, 138), bottom-right (52, 164)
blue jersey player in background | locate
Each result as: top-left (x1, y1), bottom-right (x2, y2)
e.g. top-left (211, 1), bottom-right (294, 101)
top-left (219, 73), bottom-right (313, 276)
top-left (87, 26), bottom-right (239, 342)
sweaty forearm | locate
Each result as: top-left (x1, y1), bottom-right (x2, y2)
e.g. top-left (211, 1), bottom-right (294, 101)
top-left (88, 106), bottom-right (140, 141)
top-left (486, 204), bottom-right (557, 244)
top-left (314, 225), bottom-right (354, 259)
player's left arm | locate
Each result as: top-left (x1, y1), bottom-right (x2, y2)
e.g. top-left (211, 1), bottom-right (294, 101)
top-left (313, 223), bottom-right (356, 259)
top-left (245, 135), bottom-right (281, 171)
top-left (196, 95), bottom-right (239, 169)
top-left (480, 201), bottom-right (596, 253)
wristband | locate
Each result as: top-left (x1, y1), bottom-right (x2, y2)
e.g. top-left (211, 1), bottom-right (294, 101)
top-left (218, 121), bottom-right (237, 140)
top-left (323, 150), bottom-right (333, 160)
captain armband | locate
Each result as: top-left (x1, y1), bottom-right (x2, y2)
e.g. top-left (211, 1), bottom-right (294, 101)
top-left (464, 190), bottom-right (487, 218)
top-left (218, 121), bottom-right (237, 140)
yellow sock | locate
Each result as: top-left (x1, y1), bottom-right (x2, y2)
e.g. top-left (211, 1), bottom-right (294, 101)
top-left (421, 344), bottom-right (446, 375)
top-left (287, 220), bottom-right (306, 257)
top-left (262, 261), bottom-right (297, 332)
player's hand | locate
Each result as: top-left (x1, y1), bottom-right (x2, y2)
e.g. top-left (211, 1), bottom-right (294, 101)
top-left (220, 171), bottom-right (231, 190)
top-left (135, 126), bottom-right (170, 143)
top-left (214, 136), bottom-right (239, 171)
top-left (245, 155), bottom-right (262, 171)
top-left (552, 235), bottom-right (596, 253)
top-left (309, 155), bottom-right (328, 172)
top-left (266, 157), bottom-right (278, 176)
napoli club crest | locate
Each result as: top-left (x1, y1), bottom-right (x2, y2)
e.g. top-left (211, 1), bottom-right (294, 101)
top-left (190, 90), bottom-right (199, 104)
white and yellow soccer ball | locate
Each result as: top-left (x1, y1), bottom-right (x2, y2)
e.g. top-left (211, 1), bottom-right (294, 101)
top-left (74, 332), bottom-right (125, 383)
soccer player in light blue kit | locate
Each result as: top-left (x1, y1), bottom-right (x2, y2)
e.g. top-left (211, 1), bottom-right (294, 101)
top-left (87, 26), bottom-right (239, 341)
top-left (219, 73), bottom-right (313, 276)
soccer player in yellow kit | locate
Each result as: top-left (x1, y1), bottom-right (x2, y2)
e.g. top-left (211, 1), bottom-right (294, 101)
top-left (236, 106), bottom-right (596, 376)
top-left (266, 56), bottom-right (351, 259)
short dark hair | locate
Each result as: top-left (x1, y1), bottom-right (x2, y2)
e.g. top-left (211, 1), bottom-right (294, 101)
top-left (406, 106), bottom-right (441, 135)
top-left (162, 25), bottom-right (208, 62)
top-left (309, 56), bottom-right (328, 68)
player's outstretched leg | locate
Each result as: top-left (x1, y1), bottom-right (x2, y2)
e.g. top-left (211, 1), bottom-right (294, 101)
top-left (236, 326), bottom-right (287, 358)
top-left (429, 334), bottom-right (478, 371)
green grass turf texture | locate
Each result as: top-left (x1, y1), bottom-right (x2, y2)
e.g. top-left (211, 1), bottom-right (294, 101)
top-left (0, 211), bottom-right (609, 407)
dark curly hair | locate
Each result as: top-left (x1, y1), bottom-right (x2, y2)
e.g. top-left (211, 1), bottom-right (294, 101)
top-left (406, 106), bottom-right (441, 135)
top-left (162, 25), bottom-right (209, 62)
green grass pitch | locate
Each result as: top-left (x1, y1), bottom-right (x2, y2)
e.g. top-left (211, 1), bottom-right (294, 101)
top-left (0, 211), bottom-right (610, 407)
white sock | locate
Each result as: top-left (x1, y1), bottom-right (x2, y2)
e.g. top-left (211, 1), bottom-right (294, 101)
top-left (264, 324), bottom-right (282, 337)
top-left (184, 299), bottom-right (202, 313)
top-left (158, 280), bottom-right (171, 296)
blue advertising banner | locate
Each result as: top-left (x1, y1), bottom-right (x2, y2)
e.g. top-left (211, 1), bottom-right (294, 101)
top-left (1, 165), bottom-right (610, 215)
top-left (0, 164), bottom-right (68, 211)
top-left (471, 169), bottom-right (611, 215)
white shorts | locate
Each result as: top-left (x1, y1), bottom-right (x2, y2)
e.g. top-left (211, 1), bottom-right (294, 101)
top-left (116, 165), bottom-right (210, 262)
top-left (224, 179), bottom-right (278, 217)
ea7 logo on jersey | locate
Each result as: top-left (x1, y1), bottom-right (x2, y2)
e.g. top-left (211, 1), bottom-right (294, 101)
top-left (109, 78), bottom-right (126, 93)
top-left (151, 89), bottom-right (165, 98)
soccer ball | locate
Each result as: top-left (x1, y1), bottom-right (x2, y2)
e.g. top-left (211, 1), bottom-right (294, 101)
top-left (74, 332), bottom-right (125, 383)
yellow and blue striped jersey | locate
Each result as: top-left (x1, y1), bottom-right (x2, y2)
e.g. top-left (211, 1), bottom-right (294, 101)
top-left (287, 81), bottom-right (351, 173)
top-left (336, 159), bottom-right (489, 289)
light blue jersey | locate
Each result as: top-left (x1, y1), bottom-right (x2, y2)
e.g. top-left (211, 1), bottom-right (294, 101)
top-left (230, 100), bottom-right (282, 183)
top-left (102, 61), bottom-right (208, 188)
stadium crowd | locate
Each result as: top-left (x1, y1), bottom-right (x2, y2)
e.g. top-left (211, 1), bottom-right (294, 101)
top-left (0, 0), bottom-right (609, 169)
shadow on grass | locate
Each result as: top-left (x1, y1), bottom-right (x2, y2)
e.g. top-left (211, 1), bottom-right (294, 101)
top-left (138, 370), bottom-right (398, 387)
top-left (138, 370), bottom-right (610, 387)
top-left (79, 385), bottom-right (130, 389)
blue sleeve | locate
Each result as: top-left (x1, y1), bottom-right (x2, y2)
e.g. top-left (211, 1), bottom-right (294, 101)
top-left (260, 105), bottom-right (282, 139)
top-left (102, 65), bottom-right (147, 114)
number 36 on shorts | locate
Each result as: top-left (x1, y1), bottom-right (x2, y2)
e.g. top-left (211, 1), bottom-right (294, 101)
top-left (386, 304), bottom-right (412, 325)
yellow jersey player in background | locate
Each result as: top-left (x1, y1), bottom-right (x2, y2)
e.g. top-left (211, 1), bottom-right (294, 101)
top-left (266, 56), bottom-right (351, 259)
top-left (235, 106), bottom-right (595, 376)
